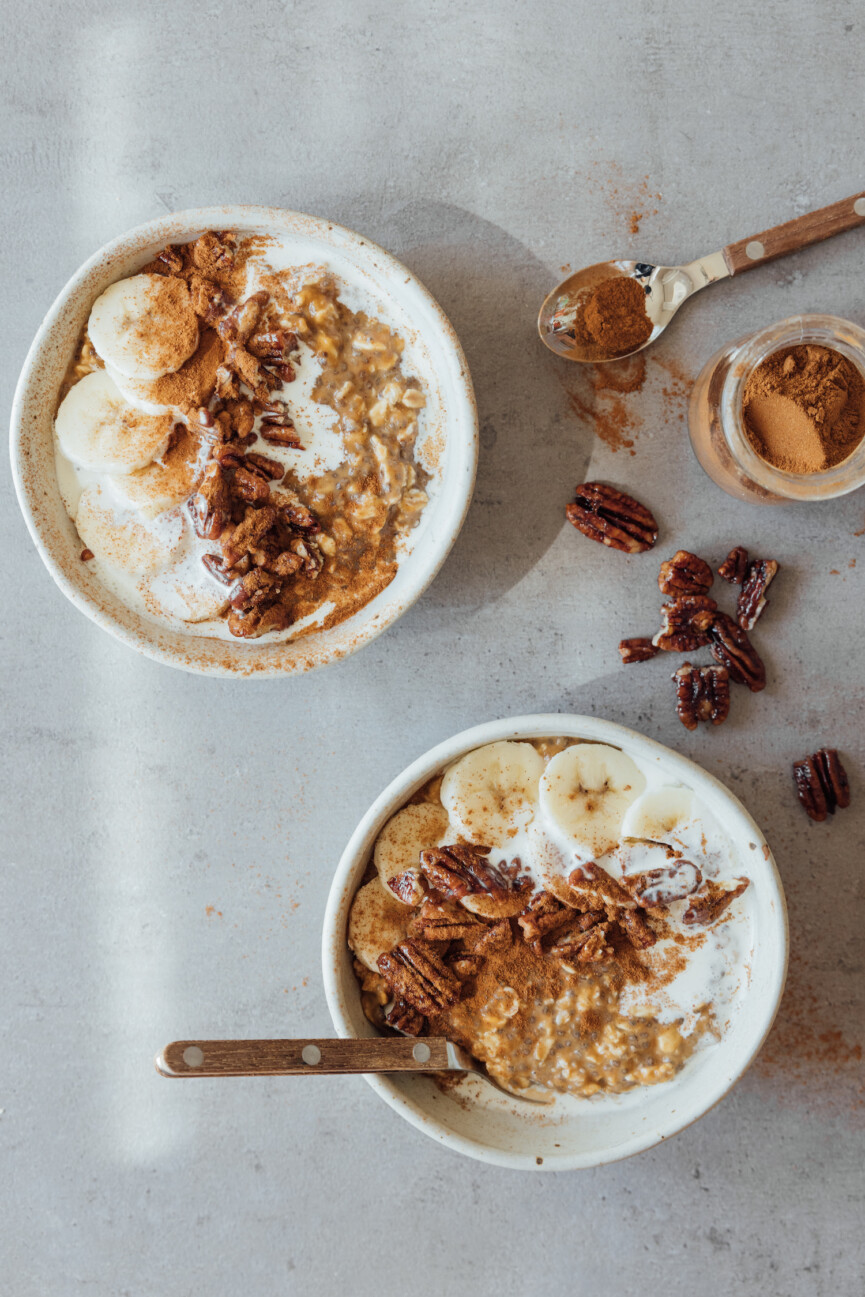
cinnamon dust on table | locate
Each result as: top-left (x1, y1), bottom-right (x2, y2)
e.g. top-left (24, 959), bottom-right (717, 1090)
top-left (743, 344), bottom-right (865, 473)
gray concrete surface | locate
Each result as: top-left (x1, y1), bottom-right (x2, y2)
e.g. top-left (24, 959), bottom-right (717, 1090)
top-left (2, 2), bottom-right (864, 1293)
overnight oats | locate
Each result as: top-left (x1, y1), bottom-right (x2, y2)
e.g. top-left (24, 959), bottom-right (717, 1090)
top-left (53, 231), bottom-right (432, 639)
top-left (348, 739), bottom-right (752, 1102)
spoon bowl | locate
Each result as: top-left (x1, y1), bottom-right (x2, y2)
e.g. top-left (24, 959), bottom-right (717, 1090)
top-left (537, 254), bottom-right (728, 363)
top-left (538, 190), bottom-right (865, 364)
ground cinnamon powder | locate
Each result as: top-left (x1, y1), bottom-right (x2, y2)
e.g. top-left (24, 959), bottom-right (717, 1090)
top-left (580, 276), bottom-right (652, 356)
top-left (743, 344), bottom-right (865, 473)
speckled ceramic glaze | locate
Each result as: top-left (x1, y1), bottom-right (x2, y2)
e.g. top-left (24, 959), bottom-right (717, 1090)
top-left (10, 206), bottom-right (478, 677)
top-left (322, 714), bottom-right (789, 1171)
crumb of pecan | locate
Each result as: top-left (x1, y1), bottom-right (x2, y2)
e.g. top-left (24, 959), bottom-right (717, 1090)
top-left (737, 558), bottom-right (779, 630)
top-left (718, 546), bottom-right (749, 584)
top-left (619, 636), bottom-right (659, 664)
top-left (550, 921), bottom-right (613, 963)
top-left (385, 1000), bottom-right (427, 1036)
top-left (793, 748), bottom-right (850, 822)
top-left (623, 861), bottom-right (703, 907)
top-left (80, 548), bottom-right (95, 561)
top-left (567, 862), bottom-right (636, 917)
top-left (683, 878), bottom-right (749, 926)
top-left (658, 550), bottom-right (714, 596)
top-left (617, 907), bottom-right (657, 949)
top-left (516, 891), bottom-right (574, 949)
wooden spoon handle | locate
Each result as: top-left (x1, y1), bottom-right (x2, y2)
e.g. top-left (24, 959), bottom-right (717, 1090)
top-left (156, 1037), bottom-right (452, 1077)
top-left (723, 191), bottom-right (865, 275)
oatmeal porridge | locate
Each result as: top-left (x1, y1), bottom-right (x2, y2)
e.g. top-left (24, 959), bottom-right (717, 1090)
top-left (348, 738), bottom-right (752, 1102)
top-left (53, 230), bottom-right (433, 640)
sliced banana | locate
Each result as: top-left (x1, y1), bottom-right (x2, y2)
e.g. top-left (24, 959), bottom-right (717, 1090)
top-left (110, 426), bottom-right (210, 519)
top-left (142, 559), bottom-right (231, 624)
top-left (620, 788), bottom-right (696, 845)
top-left (347, 878), bottom-right (411, 973)
top-left (441, 741), bottom-right (544, 845)
top-left (75, 483), bottom-right (183, 576)
top-left (105, 363), bottom-right (174, 416)
top-left (539, 743), bottom-right (646, 860)
top-left (106, 326), bottom-right (222, 416)
top-left (373, 802), bottom-right (449, 905)
top-left (55, 370), bottom-right (173, 473)
top-left (462, 890), bottom-right (527, 919)
top-left (88, 274), bottom-right (199, 379)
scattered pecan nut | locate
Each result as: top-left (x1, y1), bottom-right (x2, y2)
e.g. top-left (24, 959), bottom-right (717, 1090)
top-left (683, 879), bottom-right (750, 926)
top-left (652, 596), bottom-right (717, 652)
top-left (386, 871), bottom-right (426, 907)
top-left (737, 559), bottom-right (779, 631)
top-left (407, 899), bottom-right (483, 943)
top-left (718, 546), bottom-right (749, 584)
top-left (244, 452), bottom-right (285, 482)
top-left (624, 861), bottom-right (703, 907)
top-left (566, 482), bottom-right (658, 554)
top-left (658, 550), bottom-right (714, 596)
top-left (419, 845), bottom-right (518, 901)
top-left (619, 637), bottom-right (659, 664)
top-left (793, 748), bottom-right (851, 822)
top-left (706, 611), bottom-right (766, 692)
top-left (617, 908), bottom-right (657, 949)
top-left (188, 462), bottom-right (232, 540)
top-left (672, 662), bottom-right (731, 730)
top-left (377, 940), bottom-right (461, 1014)
top-left (550, 921), bottom-right (612, 963)
top-left (516, 891), bottom-right (574, 950)
top-left (567, 863), bottom-right (635, 917)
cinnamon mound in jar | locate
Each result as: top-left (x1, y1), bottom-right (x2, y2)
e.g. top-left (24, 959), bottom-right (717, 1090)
top-left (573, 276), bottom-right (653, 357)
top-left (742, 344), bottom-right (865, 473)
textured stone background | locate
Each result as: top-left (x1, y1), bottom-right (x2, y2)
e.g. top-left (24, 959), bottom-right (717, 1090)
top-left (2, 2), bottom-right (864, 1294)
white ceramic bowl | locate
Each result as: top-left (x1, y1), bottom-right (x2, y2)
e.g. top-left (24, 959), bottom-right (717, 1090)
top-left (322, 714), bottom-right (789, 1171)
top-left (10, 206), bottom-right (478, 677)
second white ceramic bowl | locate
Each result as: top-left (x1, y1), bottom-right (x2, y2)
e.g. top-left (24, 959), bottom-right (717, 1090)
top-left (10, 206), bottom-right (478, 677)
top-left (322, 714), bottom-right (788, 1171)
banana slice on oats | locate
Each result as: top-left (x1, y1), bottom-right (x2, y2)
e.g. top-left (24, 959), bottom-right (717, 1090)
top-left (88, 274), bottom-right (199, 379)
top-left (620, 788), bottom-right (696, 845)
top-left (75, 483), bottom-right (183, 576)
top-left (110, 426), bottom-right (210, 519)
top-left (348, 878), bottom-right (411, 973)
top-left (373, 802), bottom-right (449, 905)
top-left (539, 743), bottom-right (646, 860)
top-left (441, 741), bottom-right (544, 845)
top-left (55, 370), bottom-right (173, 474)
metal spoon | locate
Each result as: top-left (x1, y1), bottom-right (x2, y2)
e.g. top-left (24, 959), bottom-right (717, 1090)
top-left (538, 190), bottom-right (865, 364)
top-left (155, 1036), bottom-right (549, 1103)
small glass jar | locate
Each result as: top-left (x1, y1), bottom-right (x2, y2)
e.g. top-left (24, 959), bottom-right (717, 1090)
top-left (688, 313), bottom-right (865, 504)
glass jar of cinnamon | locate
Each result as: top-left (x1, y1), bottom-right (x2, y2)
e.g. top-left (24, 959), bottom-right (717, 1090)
top-left (688, 314), bottom-right (865, 503)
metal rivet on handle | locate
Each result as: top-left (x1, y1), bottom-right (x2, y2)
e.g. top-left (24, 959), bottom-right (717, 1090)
top-left (745, 241), bottom-right (765, 260)
top-left (301, 1045), bottom-right (321, 1066)
top-left (182, 1046), bottom-right (204, 1069)
top-left (412, 1042), bottom-right (431, 1063)
top-left (854, 198), bottom-right (865, 216)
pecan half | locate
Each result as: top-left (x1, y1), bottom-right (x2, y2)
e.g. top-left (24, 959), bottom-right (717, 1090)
top-left (565, 482), bottom-right (658, 553)
top-left (737, 558), bottom-right (779, 631)
top-left (705, 611), bottom-right (766, 691)
top-left (201, 553), bottom-right (238, 585)
top-left (658, 550), bottom-right (714, 596)
top-left (377, 940), bottom-right (461, 1014)
top-left (407, 899), bottom-right (483, 943)
top-left (244, 452), bottom-right (285, 482)
top-left (385, 1000), bottom-right (426, 1036)
top-left (188, 462), bottom-right (232, 540)
top-left (550, 921), bottom-right (612, 963)
top-left (718, 546), bottom-right (749, 584)
top-left (672, 662), bottom-right (731, 730)
top-left (233, 465), bottom-right (271, 503)
top-left (619, 637), bottom-right (659, 664)
top-left (683, 878), bottom-right (750, 926)
top-left (567, 863), bottom-right (635, 916)
top-left (386, 870), bottom-right (426, 907)
top-left (260, 420), bottom-right (303, 448)
top-left (624, 861), bottom-right (702, 907)
top-left (419, 844), bottom-right (521, 901)
top-left (617, 908), bottom-right (657, 949)
top-left (793, 748), bottom-right (851, 821)
top-left (652, 596), bottom-right (717, 652)
top-left (516, 892), bottom-right (574, 949)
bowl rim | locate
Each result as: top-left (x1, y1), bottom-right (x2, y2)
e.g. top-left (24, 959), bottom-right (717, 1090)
top-left (321, 713), bottom-right (790, 1171)
top-left (9, 204), bottom-right (479, 677)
